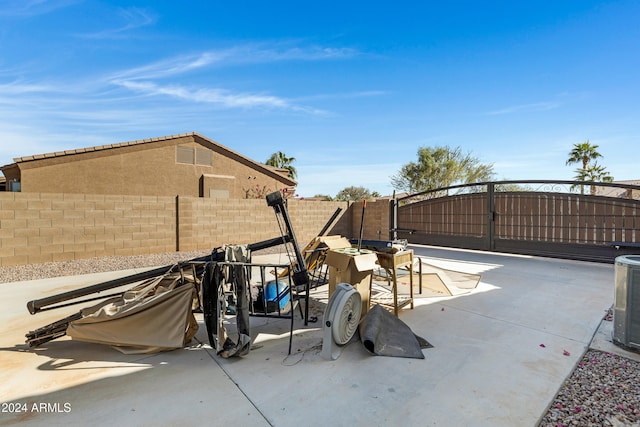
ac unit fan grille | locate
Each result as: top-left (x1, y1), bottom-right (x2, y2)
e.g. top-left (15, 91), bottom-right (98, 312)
top-left (629, 268), bottom-right (640, 346)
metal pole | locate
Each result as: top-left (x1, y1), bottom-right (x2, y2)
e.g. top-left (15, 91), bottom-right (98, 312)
top-left (27, 235), bottom-right (292, 315)
top-left (318, 207), bottom-right (343, 237)
top-left (392, 190), bottom-right (398, 241)
top-left (357, 199), bottom-right (366, 252)
top-left (487, 183), bottom-right (496, 251)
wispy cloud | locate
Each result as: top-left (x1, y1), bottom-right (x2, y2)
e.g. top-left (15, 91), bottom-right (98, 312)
top-left (0, 40), bottom-right (354, 159)
top-left (0, 81), bottom-right (53, 95)
top-left (110, 44), bottom-right (359, 81)
top-left (484, 101), bottom-right (560, 116)
top-left (242, 44), bottom-right (359, 62)
top-left (108, 52), bottom-right (226, 81)
top-left (78, 7), bottom-right (157, 39)
top-left (111, 79), bottom-right (326, 114)
top-left (296, 90), bottom-right (389, 102)
top-left (0, 0), bottom-right (79, 17)
top-left (113, 80), bottom-right (287, 108)
top-left (105, 43), bottom-right (357, 112)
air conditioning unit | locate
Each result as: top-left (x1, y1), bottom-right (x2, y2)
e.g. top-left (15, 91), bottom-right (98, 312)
top-left (613, 255), bottom-right (640, 350)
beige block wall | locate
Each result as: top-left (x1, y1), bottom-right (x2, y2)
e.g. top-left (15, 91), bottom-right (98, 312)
top-left (288, 199), bottom-right (352, 244)
top-left (0, 192), bottom-right (177, 266)
top-left (176, 197), bottom-right (353, 251)
top-left (177, 197), bottom-right (278, 251)
top-left (351, 199), bottom-right (392, 241)
top-left (0, 192), bottom-right (365, 267)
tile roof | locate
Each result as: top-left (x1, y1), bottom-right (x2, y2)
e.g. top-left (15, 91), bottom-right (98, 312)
top-left (2, 132), bottom-right (297, 186)
top-left (12, 133), bottom-right (196, 163)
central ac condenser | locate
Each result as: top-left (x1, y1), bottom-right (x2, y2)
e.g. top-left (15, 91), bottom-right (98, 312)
top-left (613, 255), bottom-right (640, 350)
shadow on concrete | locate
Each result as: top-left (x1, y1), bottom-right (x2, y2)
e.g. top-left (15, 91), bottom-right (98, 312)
top-left (0, 245), bottom-right (615, 427)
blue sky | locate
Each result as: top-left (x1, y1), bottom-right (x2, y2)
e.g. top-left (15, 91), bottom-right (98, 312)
top-left (1, 1), bottom-right (639, 197)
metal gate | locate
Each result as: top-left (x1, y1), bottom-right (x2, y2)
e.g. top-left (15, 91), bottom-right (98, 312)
top-left (394, 180), bottom-right (640, 263)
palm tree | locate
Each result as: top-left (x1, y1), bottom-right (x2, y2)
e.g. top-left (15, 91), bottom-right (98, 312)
top-left (566, 140), bottom-right (602, 170)
top-left (266, 151), bottom-right (297, 180)
top-left (582, 163), bottom-right (614, 195)
top-left (566, 141), bottom-right (602, 194)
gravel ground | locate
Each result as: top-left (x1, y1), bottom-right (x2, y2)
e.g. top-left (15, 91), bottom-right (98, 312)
top-left (2, 252), bottom-right (639, 425)
top-left (539, 346), bottom-right (640, 426)
top-left (0, 245), bottom-right (289, 284)
top-left (0, 251), bottom-right (212, 284)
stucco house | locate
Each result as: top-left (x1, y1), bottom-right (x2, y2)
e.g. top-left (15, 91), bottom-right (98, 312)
top-left (0, 133), bottom-right (296, 198)
top-left (595, 180), bottom-right (640, 199)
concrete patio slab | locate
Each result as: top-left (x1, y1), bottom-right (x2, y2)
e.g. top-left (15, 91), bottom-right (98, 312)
top-left (0, 245), bottom-right (620, 426)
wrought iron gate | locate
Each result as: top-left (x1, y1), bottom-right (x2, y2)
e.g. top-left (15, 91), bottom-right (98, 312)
top-left (394, 180), bottom-right (640, 263)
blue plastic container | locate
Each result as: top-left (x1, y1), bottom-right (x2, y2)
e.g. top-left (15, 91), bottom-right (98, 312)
top-left (264, 280), bottom-right (290, 311)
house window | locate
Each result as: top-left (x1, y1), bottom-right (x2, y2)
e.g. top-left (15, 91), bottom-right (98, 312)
top-left (196, 148), bottom-right (213, 166)
top-left (9, 181), bottom-right (21, 192)
top-left (177, 146), bottom-right (212, 166)
top-left (177, 146), bottom-right (195, 164)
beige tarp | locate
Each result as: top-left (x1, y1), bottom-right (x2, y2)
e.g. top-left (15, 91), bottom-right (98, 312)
top-left (67, 274), bottom-right (198, 354)
top-left (413, 262), bottom-right (481, 296)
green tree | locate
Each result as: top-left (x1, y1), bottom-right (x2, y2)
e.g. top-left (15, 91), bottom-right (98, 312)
top-left (572, 162), bottom-right (614, 195)
top-left (266, 151), bottom-right (297, 180)
top-left (566, 140), bottom-right (602, 171)
top-left (335, 186), bottom-right (380, 201)
top-left (390, 146), bottom-right (494, 194)
top-left (495, 182), bottom-right (533, 192)
top-left (566, 140), bottom-right (606, 194)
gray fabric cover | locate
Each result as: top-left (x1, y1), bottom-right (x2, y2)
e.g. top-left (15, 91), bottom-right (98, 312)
top-left (359, 304), bottom-right (431, 359)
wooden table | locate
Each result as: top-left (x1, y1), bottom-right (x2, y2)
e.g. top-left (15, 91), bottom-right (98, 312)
top-left (372, 249), bottom-right (415, 316)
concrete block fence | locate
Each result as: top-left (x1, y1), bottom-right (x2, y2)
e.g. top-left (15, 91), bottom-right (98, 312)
top-left (0, 192), bottom-right (391, 267)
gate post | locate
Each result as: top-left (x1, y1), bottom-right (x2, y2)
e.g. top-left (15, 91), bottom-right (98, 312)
top-left (487, 183), bottom-right (495, 250)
